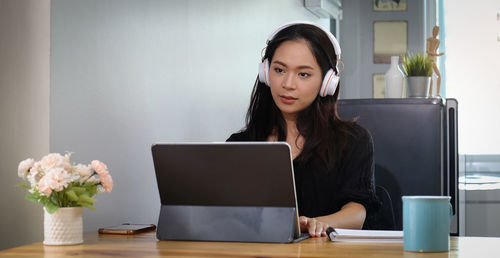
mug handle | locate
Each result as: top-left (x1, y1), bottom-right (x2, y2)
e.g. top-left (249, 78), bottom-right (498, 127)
top-left (449, 203), bottom-right (453, 218)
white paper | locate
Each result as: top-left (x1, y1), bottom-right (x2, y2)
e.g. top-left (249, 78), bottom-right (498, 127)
top-left (328, 228), bottom-right (403, 242)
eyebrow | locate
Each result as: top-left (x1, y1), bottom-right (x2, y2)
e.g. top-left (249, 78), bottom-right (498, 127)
top-left (272, 60), bottom-right (315, 70)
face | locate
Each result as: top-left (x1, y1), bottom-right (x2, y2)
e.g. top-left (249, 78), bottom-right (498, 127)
top-left (269, 39), bottom-right (323, 120)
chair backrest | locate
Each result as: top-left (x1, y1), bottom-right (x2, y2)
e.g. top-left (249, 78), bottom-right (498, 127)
top-left (366, 185), bottom-right (396, 230)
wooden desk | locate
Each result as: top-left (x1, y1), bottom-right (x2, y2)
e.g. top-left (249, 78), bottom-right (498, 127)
top-left (1, 232), bottom-right (498, 257)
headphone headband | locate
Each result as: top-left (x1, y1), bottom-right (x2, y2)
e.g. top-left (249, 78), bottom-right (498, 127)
top-left (265, 21), bottom-right (341, 60)
top-left (258, 21), bottom-right (342, 97)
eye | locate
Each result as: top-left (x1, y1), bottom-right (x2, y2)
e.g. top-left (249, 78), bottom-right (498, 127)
top-left (274, 67), bottom-right (285, 74)
top-left (298, 72), bottom-right (310, 78)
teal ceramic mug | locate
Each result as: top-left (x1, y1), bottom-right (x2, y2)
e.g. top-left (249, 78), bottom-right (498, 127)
top-left (402, 196), bottom-right (453, 252)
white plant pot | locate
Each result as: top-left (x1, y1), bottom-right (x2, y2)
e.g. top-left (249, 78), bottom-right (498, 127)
top-left (407, 76), bottom-right (430, 98)
top-left (43, 207), bottom-right (83, 245)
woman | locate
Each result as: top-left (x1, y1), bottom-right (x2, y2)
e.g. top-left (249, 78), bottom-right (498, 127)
top-left (227, 21), bottom-right (379, 237)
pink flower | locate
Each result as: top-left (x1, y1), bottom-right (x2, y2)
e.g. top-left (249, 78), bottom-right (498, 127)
top-left (37, 181), bottom-right (52, 196)
top-left (99, 174), bottom-right (113, 192)
top-left (31, 161), bottom-right (41, 172)
top-left (40, 153), bottom-right (65, 170)
top-left (37, 167), bottom-right (72, 196)
top-left (91, 160), bottom-right (109, 176)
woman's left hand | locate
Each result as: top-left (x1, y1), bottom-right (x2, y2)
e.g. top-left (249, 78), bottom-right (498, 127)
top-left (299, 216), bottom-right (329, 237)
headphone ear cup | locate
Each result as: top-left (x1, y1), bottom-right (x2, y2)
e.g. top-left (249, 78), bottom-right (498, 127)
top-left (258, 59), bottom-right (270, 86)
top-left (319, 69), bottom-right (339, 97)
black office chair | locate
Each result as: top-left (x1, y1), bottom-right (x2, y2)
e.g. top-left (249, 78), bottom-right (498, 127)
top-left (365, 185), bottom-right (396, 230)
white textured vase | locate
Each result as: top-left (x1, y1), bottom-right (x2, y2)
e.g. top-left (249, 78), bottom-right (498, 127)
top-left (43, 207), bottom-right (83, 245)
top-left (385, 56), bottom-right (405, 98)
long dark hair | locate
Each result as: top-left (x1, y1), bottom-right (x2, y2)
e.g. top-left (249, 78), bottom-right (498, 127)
top-left (245, 24), bottom-right (360, 171)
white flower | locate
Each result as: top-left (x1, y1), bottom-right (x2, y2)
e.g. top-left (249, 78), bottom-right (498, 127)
top-left (97, 185), bottom-right (105, 194)
top-left (27, 171), bottom-right (38, 187)
top-left (73, 163), bottom-right (92, 183)
top-left (18, 158), bottom-right (34, 180)
top-left (86, 175), bottom-right (100, 184)
top-left (69, 171), bottom-right (81, 184)
top-left (40, 153), bottom-right (66, 171)
top-left (27, 166), bottom-right (42, 187)
top-left (74, 163), bottom-right (92, 177)
top-left (63, 153), bottom-right (72, 171)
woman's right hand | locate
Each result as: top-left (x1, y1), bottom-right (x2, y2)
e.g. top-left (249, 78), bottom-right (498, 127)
top-left (299, 216), bottom-right (329, 237)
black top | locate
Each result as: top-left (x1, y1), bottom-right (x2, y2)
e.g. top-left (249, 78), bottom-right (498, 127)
top-left (227, 124), bottom-right (380, 229)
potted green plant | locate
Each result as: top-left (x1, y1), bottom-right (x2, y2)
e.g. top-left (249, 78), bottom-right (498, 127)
top-left (402, 53), bottom-right (433, 97)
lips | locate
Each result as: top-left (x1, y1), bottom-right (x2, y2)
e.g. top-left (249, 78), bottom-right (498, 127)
top-left (279, 95), bottom-right (297, 104)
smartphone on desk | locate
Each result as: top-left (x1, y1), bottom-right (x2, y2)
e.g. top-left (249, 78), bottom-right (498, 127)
top-left (98, 223), bottom-right (156, 235)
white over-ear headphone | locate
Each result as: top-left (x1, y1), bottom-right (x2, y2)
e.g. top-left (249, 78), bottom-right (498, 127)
top-left (258, 21), bottom-right (342, 97)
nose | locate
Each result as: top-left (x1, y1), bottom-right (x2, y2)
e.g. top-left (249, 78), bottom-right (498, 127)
top-left (281, 73), bottom-right (296, 90)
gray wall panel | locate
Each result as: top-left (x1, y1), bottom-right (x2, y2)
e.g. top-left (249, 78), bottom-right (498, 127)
top-left (50, 0), bottom-right (322, 233)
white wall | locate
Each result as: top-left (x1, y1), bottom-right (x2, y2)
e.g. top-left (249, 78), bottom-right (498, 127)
top-left (444, 0), bottom-right (500, 154)
top-left (50, 0), bottom-right (323, 233)
top-left (0, 0), bottom-right (50, 250)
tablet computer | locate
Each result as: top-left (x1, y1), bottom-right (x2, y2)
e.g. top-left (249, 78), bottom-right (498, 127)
top-left (151, 142), bottom-right (309, 243)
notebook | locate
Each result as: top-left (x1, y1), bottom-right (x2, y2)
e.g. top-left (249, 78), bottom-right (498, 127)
top-left (151, 142), bottom-right (309, 243)
top-left (326, 227), bottom-right (403, 242)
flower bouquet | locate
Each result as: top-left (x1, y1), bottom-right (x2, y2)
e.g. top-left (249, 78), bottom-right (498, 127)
top-left (17, 153), bottom-right (113, 214)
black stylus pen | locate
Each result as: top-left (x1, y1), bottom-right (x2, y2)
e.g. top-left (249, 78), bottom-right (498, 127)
top-left (326, 227), bottom-right (337, 241)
